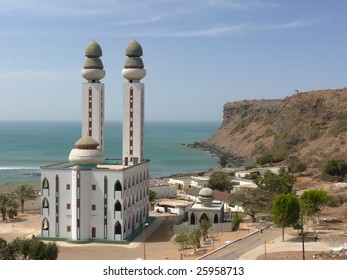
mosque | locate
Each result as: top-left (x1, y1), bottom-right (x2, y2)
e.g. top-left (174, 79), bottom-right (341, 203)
top-left (40, 39), bottom-right (149, 241)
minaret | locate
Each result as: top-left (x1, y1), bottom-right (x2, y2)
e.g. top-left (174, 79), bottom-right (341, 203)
top-left (81, 40), bottom-right (106, 151)
top-left (121, 39), bottom-right (146, 165)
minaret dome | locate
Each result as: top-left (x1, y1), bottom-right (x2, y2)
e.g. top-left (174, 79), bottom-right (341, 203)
top-left (122, 39), bottom-right (146, 82)
top-left (81, 40), bottom-right (106, 82)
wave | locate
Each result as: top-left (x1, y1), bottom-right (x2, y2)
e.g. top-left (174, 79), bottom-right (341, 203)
top-left (0, 167), bottom-right (40, 170)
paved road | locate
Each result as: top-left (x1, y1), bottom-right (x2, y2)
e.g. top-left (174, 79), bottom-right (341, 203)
top-left (202, 227), bottom-right (283, 260)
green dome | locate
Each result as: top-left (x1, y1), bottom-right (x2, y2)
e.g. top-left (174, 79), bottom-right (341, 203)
top-left (75, 136), bottom-right (99, 147)
top-left (84, 57), bottom-right (104, 69)
top-left (85, 40), bottom-right (102, 58)
top-left (125, 39), bottom-right (143, 57)
top-left (124, 57), bottom-right (144, 68)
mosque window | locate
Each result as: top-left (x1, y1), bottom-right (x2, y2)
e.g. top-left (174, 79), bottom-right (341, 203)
top-left (115, 222), bottom-right (122, 235)
top-left (92, 204), bottom-right (96, 211)
top-left (42, 218), bottom-right (49, 231)
top-left (66, 184), bottom-right (70, 190)
top-left (42, 198), bottom-right (49, 209)
top-left (190, 213), bottom-right (196, 225)
top-left (92, 227), bottom-right (96, 238)
top-left (92, 184), bottom-right (96, 191)
top-left (42, 178), bottom-right (49, 189)
top-left (115, 180), bottom-right (122, 191)
top-left (66, 203), bottom-right (71, 210)
top-left (115, 201), bottom-right (122, 211)
top-left (67, 226), bottom-right (71, 232)
top-left (214, 213), bottom-right (219, 224)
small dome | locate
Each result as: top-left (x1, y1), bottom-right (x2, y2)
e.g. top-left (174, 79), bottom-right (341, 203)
top-left (84, 57), bottom-right (104, 69)
top-left (124, 57), bottom-right (144, 69)
top-left (126, 39), bottom-right (143, 57)
top-left (75, 136), bottom-right (99, 147)
top-left (85, 40), bottom-right (102, 58)
top-left (199, 187), bottom-right (214, 198)
top-left (69, 136), bottom-right (105, 166)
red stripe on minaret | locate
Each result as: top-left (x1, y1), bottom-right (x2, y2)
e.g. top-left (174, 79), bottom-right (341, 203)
top-left (88, 87), bottom-right (92, 136)
top-left (130, 87), bottom-right (134, 158)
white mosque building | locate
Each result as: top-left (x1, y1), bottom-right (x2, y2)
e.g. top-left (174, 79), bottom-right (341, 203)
top-left (40, 39), bottom-right (150, 242)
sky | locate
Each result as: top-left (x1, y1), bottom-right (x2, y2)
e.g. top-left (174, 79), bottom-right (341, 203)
top-left (0, 0), bottom-right (346, 122)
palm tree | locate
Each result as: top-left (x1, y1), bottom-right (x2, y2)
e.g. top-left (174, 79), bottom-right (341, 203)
top-left (14, 185), bottom-right (35, 213)
top-left (0, 194), bottom-right (19, 221)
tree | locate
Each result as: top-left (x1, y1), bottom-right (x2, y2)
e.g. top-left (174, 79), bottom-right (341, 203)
top-left (300, 189), bottom-right (328, 224)
top-left (0, 238), bottom-right (59, 260)
top-left (271, 193), bottom-right (300, 241)
top-left (229, 188), bottom-right (274, 222)
top-left (218, 154), bottom-right (228, 168)
top-left (207, 172), bottom-right (233, 192)
top-left (0, 194), bottom-right (19, 221)
top-left (14, 185), bottom-right (35, 213)
top-left (199, 219), bottom-right (212, 241)
top-left (188, 227), bottom-right (202, 253)
top-left (44, 242), bottom-right (59, 260)
top-left (232, 214), bottom-right (244, 231)
top-left (256, 171), bottom-right (295, 194)
top-left (148, 190), bottom-right (156, 202)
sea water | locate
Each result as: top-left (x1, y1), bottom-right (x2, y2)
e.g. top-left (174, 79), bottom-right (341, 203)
top-left (0, 121), bottom-right (220, 185)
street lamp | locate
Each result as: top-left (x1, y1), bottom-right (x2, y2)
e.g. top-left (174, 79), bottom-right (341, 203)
top-left (143, 222), bottom-right (149, 260)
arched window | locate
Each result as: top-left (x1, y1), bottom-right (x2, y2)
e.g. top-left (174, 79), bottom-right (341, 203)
top-left (124, 179), bottom-right (127, 191)
top-left (42, 198), bottom-right (49, 208)
top-left (42, 178), bottom-right (49, 190)
top-left (42, 218), bottom-right (49, 230)
top-left (115, 200), bottom-right (122, 212)
top-left (214, 213), bottom-right (219, 224)
top-left (115, 180), bottom-right (122, 191)
top-left (190, 213), bottom-right (196, 225)
top-left (199, 213), bottom-right (209, 223)
top-left (115, 221), bottom-right (122, 235)
top-left (123, 199), bottom-right (127, 210)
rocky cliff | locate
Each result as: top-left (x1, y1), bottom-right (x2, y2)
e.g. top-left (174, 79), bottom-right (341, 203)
top-left (198, 88), bottom-right (347, 171)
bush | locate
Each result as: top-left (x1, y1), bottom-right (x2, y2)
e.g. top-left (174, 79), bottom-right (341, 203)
top-left (287, 156), bottom-right (307, 173)
top-left (322, 159), bottom-right (347, 178)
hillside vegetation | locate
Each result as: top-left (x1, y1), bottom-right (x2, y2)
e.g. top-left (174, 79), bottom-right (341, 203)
top-left (202, 88), bottom-right (347, 174)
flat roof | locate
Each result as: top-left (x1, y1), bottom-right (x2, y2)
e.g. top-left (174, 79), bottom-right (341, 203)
top-left (41, 158), bottom-right (149, 171)
top-left (190, 201), bottom-right (224, 210)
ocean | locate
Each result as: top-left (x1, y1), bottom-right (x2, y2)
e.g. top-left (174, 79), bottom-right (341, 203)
top-left (0, 121), bottom-right (220, 185)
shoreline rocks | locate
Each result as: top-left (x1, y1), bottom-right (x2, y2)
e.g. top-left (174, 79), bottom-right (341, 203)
top-left (187, 141), bottom-right (253, 167)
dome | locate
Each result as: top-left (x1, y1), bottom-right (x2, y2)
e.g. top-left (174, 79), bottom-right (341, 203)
top-left (198, 187), bottom-right (214, 207)
top-left (124, 57), bottom-right (144, 69)
top-left (85, 40), bottom-right (102, 58)
top-left (75, 136), bottom-right (99, 147)
top-left (121, 68), bottom-right (146, 81)
top-left (199, 187), bottom-right (214, 198)
top-left (84, 57), bottom-right (104, 69)
top-left (68, 136), bottom-right (105, 166)
top-left (125, 39), bottom-right (143, 57)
